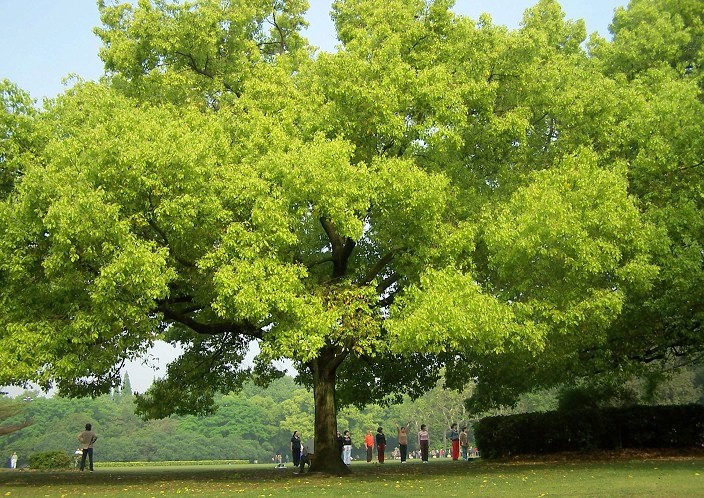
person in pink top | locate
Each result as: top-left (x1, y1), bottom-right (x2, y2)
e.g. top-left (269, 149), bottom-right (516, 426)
top-left (418, 424), bottom-right (430, 463)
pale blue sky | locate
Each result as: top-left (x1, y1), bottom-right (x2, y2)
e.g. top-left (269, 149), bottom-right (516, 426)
top-left (0, 0), bottom-right (627, 394)
top-left (1, 0), bottom-right (627, 101)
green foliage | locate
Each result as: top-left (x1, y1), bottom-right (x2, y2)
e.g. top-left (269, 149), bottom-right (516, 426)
top-left (29, 450), bottom-right (72, 470)
top-left (0, 79), bottom-right (38, 199)
top-left (475, 404), bottom-right (704, 459)
top-left (2, 0), bottom-right (704, 473)
top-left (0, 377), bottom-right (317, 463)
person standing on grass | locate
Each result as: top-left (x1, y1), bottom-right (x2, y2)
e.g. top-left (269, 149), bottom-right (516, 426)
top-left (449, 423), bottom-right (460, 460)
top-left (418, 424), bottom-right (430, 463)
top-left (336, 430), bottom-right (345, 461)
top-left (77, 423), bottom-right (98, 472)
top-left (342, 430), bottom-right (352, 465)
top-left (460, 427), bottom-right (469, 461)
top-left (364, 430), bottom-right (375, 462)
top-left (376, 427), bottom-right (386, 464)
top-left (395, 421), bottom-right (411, 463)
top-left (9, 452), bottom-right (17, 470)
top-left (290, 431), bottom-right (302, 467)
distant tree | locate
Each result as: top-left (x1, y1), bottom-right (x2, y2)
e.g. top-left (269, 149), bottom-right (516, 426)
top-left (121, 373), bottom-right (133, 398)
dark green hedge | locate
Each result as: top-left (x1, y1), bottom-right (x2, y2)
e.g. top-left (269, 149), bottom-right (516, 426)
top-left (474, 404), bottom-right (704, 458)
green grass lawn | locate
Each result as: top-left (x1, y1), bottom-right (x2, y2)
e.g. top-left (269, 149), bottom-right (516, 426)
top-left (1, 457), bottom-right (703, 497)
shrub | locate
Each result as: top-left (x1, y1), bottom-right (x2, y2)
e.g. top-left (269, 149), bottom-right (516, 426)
top-left (29, 451), bottom-right (73, 470)
top-left (475, 404), bottom-right (704, 458)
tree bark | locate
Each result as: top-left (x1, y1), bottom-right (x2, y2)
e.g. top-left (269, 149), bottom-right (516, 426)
top-left (0, 419), bottom-right (32, 436)
top-left (308, 347), bottom-right (351, 474)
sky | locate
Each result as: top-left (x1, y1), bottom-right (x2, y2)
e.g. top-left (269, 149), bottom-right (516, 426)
top-left (0, 0), bottom-right (629, 101)
top-left (0, 0), bottom-right (627, 394)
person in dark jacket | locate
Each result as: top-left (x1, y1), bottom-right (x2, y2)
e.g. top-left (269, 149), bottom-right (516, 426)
top-left (290, 431), bottom-right (301, 467)
top-left (336, 431), bottom-right (344, 461)
top-left (342, 430), bottom-right (352, 465)
top-left (376, 427), bottom-right (386, 464)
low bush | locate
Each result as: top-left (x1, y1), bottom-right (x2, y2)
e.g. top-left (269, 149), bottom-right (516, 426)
top-left (29, 451), bottom-right (73, 470)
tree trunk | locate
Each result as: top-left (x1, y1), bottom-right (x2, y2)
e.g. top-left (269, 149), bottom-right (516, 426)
top-left (308, 348), bottom-right (350, 474)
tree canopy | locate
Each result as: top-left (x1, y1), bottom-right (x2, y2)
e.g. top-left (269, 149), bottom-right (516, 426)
top-left (1, 0), bottom-right (703, 473)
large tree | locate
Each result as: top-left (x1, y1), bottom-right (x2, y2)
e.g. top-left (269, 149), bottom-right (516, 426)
top-left (462, 0), bottom-right (704, 409)
top-left (0, 0), bottom-right (680, 473)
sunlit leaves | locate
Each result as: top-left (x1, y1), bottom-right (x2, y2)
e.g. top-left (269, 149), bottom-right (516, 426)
top-left (0, 79), bottom-right (38, 198)
top-left (388, 268), bottom-right (546, 355)
top-left (483, 149), bottom-right (657, 332)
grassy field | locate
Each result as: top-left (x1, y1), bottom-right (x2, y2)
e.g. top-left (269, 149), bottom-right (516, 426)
top-left (1, 456), bottom-right (703, 497)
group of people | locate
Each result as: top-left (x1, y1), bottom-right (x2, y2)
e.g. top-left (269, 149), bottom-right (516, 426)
top-left (289, 430), bottom-right (311, 473)
top-left (363, 422), bottom-right (469, 464)
top-left (7, 423), bottom-right (97, 472)
top-left (449, 422), bottom-right (472, 461)
top-left (289, 422), bottom-right (478, 469)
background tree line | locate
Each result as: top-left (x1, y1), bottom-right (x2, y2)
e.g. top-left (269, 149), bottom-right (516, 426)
top-left (3, 366), bottom-right (703, 467)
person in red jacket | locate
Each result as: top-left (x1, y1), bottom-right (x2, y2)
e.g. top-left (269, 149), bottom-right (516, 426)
top-left (364, 430), bottom-right (374, 462)
top-left (449, 423), bottom-right (460, 461)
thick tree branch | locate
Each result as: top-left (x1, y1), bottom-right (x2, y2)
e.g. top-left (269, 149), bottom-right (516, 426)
top-left (173, 50), bottom-right (235, 93)
top-left (320, 217), bottom-right (342, 248)
top-left (0, 419), bottom-right (32, 436)
top-left (157, 302), bottom-right (262, 340)
top-left (679, 158), bottom-right (704, 172)
top-left (377, 273), bottom-right (399, 294)
top-left (377, 291), bottom-right (398, 308)
top-left (322, 344), bottom-right (349, 373)
top-left (360, 251), bottom-right (395, 285)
